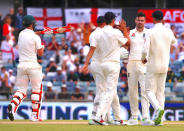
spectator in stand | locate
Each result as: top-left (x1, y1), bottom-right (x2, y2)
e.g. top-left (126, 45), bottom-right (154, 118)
top-left (87, 90), bottom-right (95, 100)
top-left (76, 27), bottom-right (83, 42)
top-left (166, 68), bottom-right (176, 83)
top-left (0, 13), bottom-right (3, 42)
top-left (67, 69), bottom-right (78, 82)
top-left (70, 40), bottom-right (78, 54)
top-left (47, 35), bottom-right (60, 51)
top-left (60, 37), bottom-right (68, 51)
top-left (13, 44), bottom-right (19, 63)
top-left (8, 69), bottom-right (16, 88)
top-left (1, 35), bottom-right (14, 64)
top-left (55, 50), bottom-right (60, 64)
top-left (46, 57), bottom-right (57, 73)
top-left (177, 67), bottom-right (184, 82)
top-left (71, 86), bottom-right (84, 100)
top-left (81, 22), bottom-right (93, 45)
top-left (3, 15), bottom-right (15, 44)
top-left (58, 84), bottom-right (71, 99)
top-left (66, 26), bottom-right (77, 43)
top-left (7, 8), bottom-right (16, 28)
top-left (120, 81), bottom-right (128, 94)
top-left (16, 7), bottom-right (24, 31)
top-left (119, 66), bottom-right (128, 82)
top-left (170, 45), bottom-right (177, 63)
top-left (53, 67), bottom-right (66, 82)
top-left (170, 24), bottom-right (178, 38)
top-left (79, 70), bottom-right (93, 81)
top-left (177, 32), bottom-right (184, 48)
top-left (80, 40), bottom-right (90, 57)
top-left (61, 61), bottom-right (67, 76)
top-left (0, 66), bottom-right (12, 99)
top-left (44, 82), bottom-right (56, 100)
top-left (63, 48), bottom-right (76, 71)
top-left (176, 39), bottom-right (184, 61)
top-left (79, 48), bottom-right (85, 65)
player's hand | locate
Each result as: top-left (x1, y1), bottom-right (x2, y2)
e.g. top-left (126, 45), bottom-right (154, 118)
top-left (119, 19), bottom-right (127, 31)
top-left (81, 64), bottom-right (89, 74)
top-left (142, 59), bottom-right (147, 64)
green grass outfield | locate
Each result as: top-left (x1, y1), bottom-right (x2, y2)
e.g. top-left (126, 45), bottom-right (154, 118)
top-left (0, 120), bottom-right (184, 131)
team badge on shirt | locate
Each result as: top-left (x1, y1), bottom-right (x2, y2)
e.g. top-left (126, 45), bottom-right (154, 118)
top-left (131, 33), bottom-right (135, 37)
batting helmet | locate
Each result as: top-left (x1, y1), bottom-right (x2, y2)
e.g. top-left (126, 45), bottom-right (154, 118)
top-left (22, 15), bottom-right (36, 28)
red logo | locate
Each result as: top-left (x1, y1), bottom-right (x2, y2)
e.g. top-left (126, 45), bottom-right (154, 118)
top-left (131, 33), bottom-right (135, 37)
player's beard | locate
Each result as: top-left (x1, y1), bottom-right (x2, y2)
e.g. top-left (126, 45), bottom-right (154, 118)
top-left (137, 23), bottom-right (143, 28)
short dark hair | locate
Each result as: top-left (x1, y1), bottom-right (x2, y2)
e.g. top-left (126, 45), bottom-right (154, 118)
top-left (152, 10), bottom-right (163, 20)
top-left (97, 16), bottom-right (105, 25)
top-left (104, 12), bottom-right (116, 24)
top-left (136, 12), bottom-right (146, 18)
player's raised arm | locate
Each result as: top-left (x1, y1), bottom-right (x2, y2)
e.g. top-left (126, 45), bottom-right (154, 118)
top-left (119, 19), bottom-right (130, 46)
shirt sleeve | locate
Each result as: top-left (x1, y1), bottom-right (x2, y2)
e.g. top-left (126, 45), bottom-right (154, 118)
top-left (89, 32), bottom-right (97, 47)
top-left (116, 29), bottom-right (128, 46)
top-left (142, 31), bottom-right (151, 60)
top-left (35, 35), bottom-right (43, 50)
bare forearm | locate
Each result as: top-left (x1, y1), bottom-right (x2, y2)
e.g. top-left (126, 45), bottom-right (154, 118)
top-left (84, 47), bottom-right (96, 65)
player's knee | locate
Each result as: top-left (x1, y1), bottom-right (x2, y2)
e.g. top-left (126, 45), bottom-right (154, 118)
top-left (12, 91), bottom-right (26, 105)
top-left (14, 92), bottom-right (25, 99)
top-left (31, 94), bottom-right (40, 102)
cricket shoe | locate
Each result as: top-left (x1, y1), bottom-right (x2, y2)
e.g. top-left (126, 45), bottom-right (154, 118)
top-left (141, 118), bottom-right (154, 126)
top-left (8, 104), bottom-right (14, 121)
top-left (92, 118), bottom-right (108, 126)
top-left (127, 116), bottom-right (138, 125)
top-left (30, 115), bottom-right (43, 122)
top-left (106, 120), bottom-right (116, 125)
top-left (88, 119), bottom-right (97, 125)
top-left (157, 121), bottom-right (164, 126)
top-left (154, 109), bottom-right (164, 126)
top-left (114, 120), bottom-right (127, 125)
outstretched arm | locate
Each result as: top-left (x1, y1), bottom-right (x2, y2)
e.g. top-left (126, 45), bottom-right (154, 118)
top-left (119, 20), bottom-right (130, 46)
top-left (81, 46), bottom-right (96, 73)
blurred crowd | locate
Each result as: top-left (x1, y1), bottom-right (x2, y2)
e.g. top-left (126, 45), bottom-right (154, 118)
top-left (0, 8), bottom-right (183, 101)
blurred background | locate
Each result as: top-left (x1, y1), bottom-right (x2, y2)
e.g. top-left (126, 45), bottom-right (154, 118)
top-left (0, 0), bottom-right (183, 121)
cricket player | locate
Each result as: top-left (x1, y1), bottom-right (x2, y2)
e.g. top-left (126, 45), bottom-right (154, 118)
top-left (7, 15), bottom-right (44, 121)
top-left (127, 12), bottom-right (154, 126)
top-left (82, 12), bottom-right (130, 125)
top-left (88, 16), bottom-right (106, 125)
top-left (142, 10), bottom-right (176, 125)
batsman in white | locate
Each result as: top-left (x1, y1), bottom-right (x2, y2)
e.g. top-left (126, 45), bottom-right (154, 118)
top-left (82, 12), bottom-right (130, 125)
top-left (127, 12), bottom-right (154, 126)
top-left (142, 10), bottom-right (176, 126)
top-left (7, 15), bottom-right (45, 121)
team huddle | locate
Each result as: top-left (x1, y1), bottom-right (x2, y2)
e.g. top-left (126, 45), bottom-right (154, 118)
top-left (7, 10), bottom-right (176, 126)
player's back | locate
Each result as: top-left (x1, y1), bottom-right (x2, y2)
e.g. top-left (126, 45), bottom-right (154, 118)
top-left (18, 29), bottom-right (41, 63)
top-left (147, 23), bottom-right (176, 73)
top-left (93, 25), bottom-right (125, 63)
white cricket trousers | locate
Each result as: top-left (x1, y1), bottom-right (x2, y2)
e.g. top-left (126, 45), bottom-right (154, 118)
top-left (145, 72), bottom-right (167, 111)
top-left (16, 62), bottom-right (43, 94)
top-left (90, 61), bottom-right (121, 120)
top-left (127, 61), bottom-right (149, 118)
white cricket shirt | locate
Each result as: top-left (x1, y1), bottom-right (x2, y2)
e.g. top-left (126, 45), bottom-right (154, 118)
top-left (143, 23), bottom-right (176, 73)
top-left (90, 25), bottom-right (128, 63)
top-left (18, 29), bottom-right (43, 63)
top-left (129, 28), bottom-right (149, 61)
